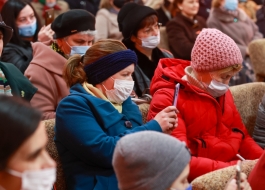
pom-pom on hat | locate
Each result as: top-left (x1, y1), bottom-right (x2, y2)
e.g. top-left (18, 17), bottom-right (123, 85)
top-left (112, 131), bottom-right (191, 190)
top-left (191, 28), bottom-right (243, 72)
top-left (118, 2), bottom-right (157, 39)
top-left (51, 9), bottom-right (95, 39)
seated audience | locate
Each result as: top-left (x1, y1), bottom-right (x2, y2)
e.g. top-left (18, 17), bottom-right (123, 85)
top-left (147, 28), bottom-right (263, 181)
top-left (31, 0), bottom-right (69, 26)
top-left (248, 150), bottom-right (265, 190)
top-left (1, 0), bottom-right (53, 73)
top-left (0, 95), bottom-right (56, 190)
top-left (25, 9), bottom-right (96, 120)
top-left (113, 131), bottom-right (252, 190)
top-left (95, 0), bottom-right (123, 42)
top-left (55, 39), bottom-right (177, 189)
top-left (0, 14), bottom-right (37, 101)
top-left (167, 0), bottom-right (206, 60)
top-left (145, 0), bottom-right (173, 26)
top-left (118, 2), bottom-right (173, 98)
top-left (252, 94), bottom-right (265, 148)
top-left (207, 0), bottom-right (263, 59)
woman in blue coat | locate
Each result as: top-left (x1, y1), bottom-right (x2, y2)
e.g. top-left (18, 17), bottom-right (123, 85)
top-left (55, 39), bottom-right (177, 190)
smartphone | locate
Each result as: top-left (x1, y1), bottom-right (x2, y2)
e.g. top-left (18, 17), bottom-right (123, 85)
top-left (45, 8), bottom-right (55, 26)
top-left (172, 83), bottom-right (180, 107)
top-left (236, 161), bottom-right (241, 190)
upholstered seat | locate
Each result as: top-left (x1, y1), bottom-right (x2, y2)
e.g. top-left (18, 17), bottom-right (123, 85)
top-left (44, 82), bottom-right (265, 189)
top-left (248, 39), bottom-right (265, 82)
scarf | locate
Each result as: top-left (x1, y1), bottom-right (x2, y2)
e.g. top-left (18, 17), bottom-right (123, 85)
top-left (51, 42), bottom-right (67, 59)
top-left (82, 82), bottom-right (122, 113)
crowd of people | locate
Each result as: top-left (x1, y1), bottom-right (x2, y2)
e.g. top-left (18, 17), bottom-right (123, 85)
top-left (0, 0), bottom-right (265, 189)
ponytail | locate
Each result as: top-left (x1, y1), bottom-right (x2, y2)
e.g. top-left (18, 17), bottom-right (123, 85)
top-left (63, 54), bottom-right (86, 87)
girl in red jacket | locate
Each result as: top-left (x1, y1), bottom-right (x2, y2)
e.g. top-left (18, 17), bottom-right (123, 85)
top-left (147, 28), bottom-right (263, 181)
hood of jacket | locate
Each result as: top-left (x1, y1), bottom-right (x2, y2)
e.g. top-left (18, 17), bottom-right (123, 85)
top-left (211, 8), bottom-right (248, 23)
top-left (30, 42), bottom-right (67, 75)
top-left (150, 58), bottom-right (191, 95)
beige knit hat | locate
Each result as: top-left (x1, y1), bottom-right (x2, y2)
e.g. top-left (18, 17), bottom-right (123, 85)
top-left (112, 131), bottom-right (191, 190)
top-left (191, 28), bottom-right (243, 72)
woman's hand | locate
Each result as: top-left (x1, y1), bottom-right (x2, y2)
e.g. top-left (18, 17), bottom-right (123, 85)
top-left (154, 106), bottom-right (178, 134)
top-left (225, 172), bottom-right (252, 190)
top-left (38, 24), bottom-right (54, 42)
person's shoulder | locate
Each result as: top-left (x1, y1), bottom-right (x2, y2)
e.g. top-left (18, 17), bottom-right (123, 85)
top-left (96, 8), bottom-right (110, 17)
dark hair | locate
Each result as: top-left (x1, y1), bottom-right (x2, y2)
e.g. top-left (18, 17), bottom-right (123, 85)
top-left (132, 14), bottom-right (158, 37)
top-left (63, 39), bottom-right (127, 87)
top-left (0, 95), bottom-right (42, 170)
top-left (1, 0), bottom-right (42, 47)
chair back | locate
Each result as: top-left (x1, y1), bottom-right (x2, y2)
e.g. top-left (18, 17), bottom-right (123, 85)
top-left (249, 39), bottom-right (265, 82)
top-left (230, 82), bottom-right (265, 136)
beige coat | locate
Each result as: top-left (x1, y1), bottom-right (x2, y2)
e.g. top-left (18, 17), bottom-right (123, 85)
top-left (95, 8), bottom-right (123, 42)
top-left (25, 42), bottom-right (69, 120)
top-left (31, 1), bottom-right (69, 26)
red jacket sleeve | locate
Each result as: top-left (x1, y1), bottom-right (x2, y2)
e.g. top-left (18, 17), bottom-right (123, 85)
top-left (147, 89), bottom-right (174, 121)
top-left (188, 156), bottom-right (238, 181)
top-left (248, 150), bottom-right (265, 190)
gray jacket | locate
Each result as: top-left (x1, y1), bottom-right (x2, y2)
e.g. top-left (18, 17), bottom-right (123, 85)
top-left (253, 94), bottom-right (265, 148)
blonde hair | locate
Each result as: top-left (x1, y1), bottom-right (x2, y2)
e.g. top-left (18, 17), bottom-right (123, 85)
top-left (211, 64), bottom-right (242, 75)
top-left (145, 0), bottom-right (164, 10)
top-left (211, 0), bottom-right (224, 8)
top-left (63, 39), bottom-right (127, 87)
top-left (99, 0), bottom-right (113, 10)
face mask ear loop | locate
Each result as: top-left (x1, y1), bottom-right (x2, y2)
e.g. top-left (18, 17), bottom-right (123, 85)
top-left (6, 169), bottom-right (23, 178)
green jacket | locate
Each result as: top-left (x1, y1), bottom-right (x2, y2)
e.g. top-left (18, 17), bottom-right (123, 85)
top-left (0, 61), bottom-right (37, 101)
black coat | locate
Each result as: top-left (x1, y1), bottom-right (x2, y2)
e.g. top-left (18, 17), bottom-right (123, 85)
top-left (64, 0), bottom-right (100, 15)
top-left (0, 61), bottom-right (37, 101)
top-left (2, 42), bottom-right (33, 74)
top-left (166, 13), bottom-right (206, 60)
top-left (123, 39), bottom-right (173, 97)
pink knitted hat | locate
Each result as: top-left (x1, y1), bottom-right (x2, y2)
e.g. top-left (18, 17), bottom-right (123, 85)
top-left (191, 28), bottom-right (243, 72)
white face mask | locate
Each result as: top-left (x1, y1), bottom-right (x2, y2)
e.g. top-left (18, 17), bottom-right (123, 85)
top-left (140, 34), bottom-right (160, 49)
top-left (7, 168), bottom-right (56, 190)
top-left (103, 78), bottom-right (134, 104)
top-left (203, 79), bottom-right (229, 97)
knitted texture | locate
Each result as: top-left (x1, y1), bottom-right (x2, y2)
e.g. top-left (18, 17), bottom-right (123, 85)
top-left (112, 131), bottom-right (191, 190)
top-left (84, 50), bottom-right (137, 85)
top-left (191, 28), bottom-right (243, 72)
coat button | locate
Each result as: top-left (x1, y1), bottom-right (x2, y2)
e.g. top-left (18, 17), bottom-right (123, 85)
top-left (125, 121), bottom-right (132, 128)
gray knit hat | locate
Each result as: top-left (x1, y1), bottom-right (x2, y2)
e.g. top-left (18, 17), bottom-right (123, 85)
top-left (112, 131), bottom-right (191, 190)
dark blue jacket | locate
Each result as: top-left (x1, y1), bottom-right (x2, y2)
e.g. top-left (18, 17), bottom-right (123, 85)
top-left (55, 83), bottom-right (161, 190)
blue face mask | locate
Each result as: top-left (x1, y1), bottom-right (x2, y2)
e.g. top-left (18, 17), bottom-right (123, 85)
top-left (224, 0), bottom-right (238, 11)
top-left (70, 46), bottom-right (90, 56)
top-left (18, 20), bottom-right (37, 37)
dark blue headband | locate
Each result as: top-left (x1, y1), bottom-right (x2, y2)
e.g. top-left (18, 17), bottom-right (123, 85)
top-left (84, 49), bottom-right (138, 85)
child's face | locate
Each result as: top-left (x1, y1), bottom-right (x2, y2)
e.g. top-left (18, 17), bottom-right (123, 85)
top-left (168, 164), bottom-right (190, 190)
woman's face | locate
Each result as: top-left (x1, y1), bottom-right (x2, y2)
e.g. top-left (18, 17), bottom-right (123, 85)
top-left (198, 69), bottom-right (235, 85)
top-left (101, 63), bottom-right (135, 91)
top-left (1, 122), bottom-right (56, 188)
top-left (168, 164), bottom-right (190, 190)
top-left (136, 22), bottom-right (160, 39)
top-left (178, 0), bottom-right (199, 18)
top-left (16, 5), bottom-right (36, 27)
